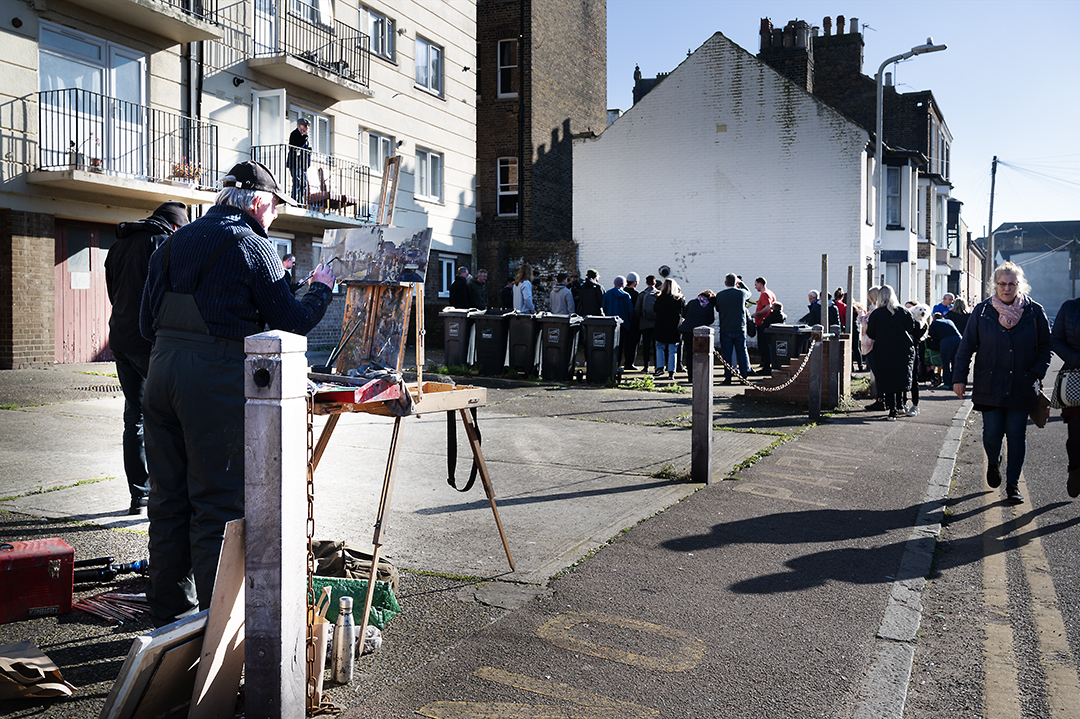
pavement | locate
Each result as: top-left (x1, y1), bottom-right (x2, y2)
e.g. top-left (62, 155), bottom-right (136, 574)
top-left (1, 353), bottom-right (1078, 717)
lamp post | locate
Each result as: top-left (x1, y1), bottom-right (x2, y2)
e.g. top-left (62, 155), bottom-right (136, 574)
top-left (873, 38), bottom-right (947, 297)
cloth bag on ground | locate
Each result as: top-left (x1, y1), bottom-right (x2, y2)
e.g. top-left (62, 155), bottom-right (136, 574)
top-left (310, 540), bottom-right (401, 628)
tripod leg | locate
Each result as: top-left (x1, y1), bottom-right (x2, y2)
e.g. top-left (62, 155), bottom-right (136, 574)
top-left (459, 408), bottom-right (514, 571)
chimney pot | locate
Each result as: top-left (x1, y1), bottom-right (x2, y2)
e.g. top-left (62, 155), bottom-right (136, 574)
top-left (885, 71), bottom-right (893, 87)
top-left (850, 17), bottom-right (859, 34)
top-left (760, 18), bottom-right (774, 51)
top-left (823, 16), bottom-right (832, 35)
top-left (837, 15), bottom-right (845, 35)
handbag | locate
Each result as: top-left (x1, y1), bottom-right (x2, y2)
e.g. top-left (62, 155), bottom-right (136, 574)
top-left (1050, 368), bottom-right (1080, 409)
top-left (1031, 389), bottom-right (1051, 428)
top-left (746, 311), bottom-right (757, 338)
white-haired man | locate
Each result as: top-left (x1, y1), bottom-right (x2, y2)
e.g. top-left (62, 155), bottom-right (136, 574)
top-left (139, 160), bottom-right (335, 625)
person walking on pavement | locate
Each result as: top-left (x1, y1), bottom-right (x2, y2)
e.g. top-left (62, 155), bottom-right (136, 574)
top-left (714, 274), bottom-right (750, 384)
top-left (859, 286), bottom-right (884, 411)
top-left (866, 285), bottom-right (918, 421)
top-left (751, 277), bottom-right (776, 376)
top-left (953, 262), bottom-right (1051, 505)
top-left (945, 296), bottom-right (971, 336)
top-left (622, 272), bottom-right (641, 370)
top-left (139, 160), bottom-right (335, 625)
top-left (577, 268), bottom-right (604, 317)
top-left (653, 279), bottom-right (686, 380)
top-left (928, 312), bottom-right (962, 388)
top-left (286, 117), bottom-right (311, 203)
top-left (1050, 295), bottom-right (1080, 498)
top-left (635, 275), bottom-right (659, 373)
top-left (467, 268), bottom-right (488, 309)
top-left (932, 292), bottom-right (955, 318)
top-left (512, 263), bottom-right (535, 313)
top-left (680, 288), bottom-right (717, 384)
top-left (106, 201), bottom-right (190, 515)
top-left (449, 265), bottom-right (470, 307)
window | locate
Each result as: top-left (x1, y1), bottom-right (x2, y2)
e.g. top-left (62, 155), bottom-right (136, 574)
top-left (439, 258), bottom-right (455, 298)
top-left (292, 107), bottom-right (330, 154)
top-left (497, 39), bottom-right (518, 98)
top-left (415, 148), bottom-right (442, 202)
top-left (886, 167), bottom-right (901, 227)
top-left (366, 7), bottom-right (395, 61)
top-left (366, 130), bottom-right (394, 174)
top-left (415, 36), bottom-right (443, 95)
top-left (497, 157), bottom-right (518, 216)
top-left (290, 0), bottom-right (319, 24)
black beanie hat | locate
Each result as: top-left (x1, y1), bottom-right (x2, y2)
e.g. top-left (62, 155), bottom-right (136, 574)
top-left (153, 201), bottom-right (190, 228)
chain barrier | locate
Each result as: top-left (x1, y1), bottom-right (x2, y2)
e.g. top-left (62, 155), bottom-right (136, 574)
top-left (306, 392), bottom-right (340, 716)
top-left (710, 339), bottom-right (818, 393)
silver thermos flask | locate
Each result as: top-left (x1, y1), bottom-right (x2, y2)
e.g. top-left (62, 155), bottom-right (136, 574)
top-left (331, 596), bottom-right (355, 684)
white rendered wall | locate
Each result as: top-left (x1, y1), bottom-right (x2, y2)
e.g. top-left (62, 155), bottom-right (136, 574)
top-left (574, 32), bottom-right (873, 313)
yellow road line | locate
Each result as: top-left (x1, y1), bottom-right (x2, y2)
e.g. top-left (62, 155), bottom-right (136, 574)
top-left (1014, 476), bottom-right (1080, 718)
top-left (983, 476), bottom-right (1022, 718)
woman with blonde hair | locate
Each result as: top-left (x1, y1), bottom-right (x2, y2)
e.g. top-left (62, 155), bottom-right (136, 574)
top-left (953, 262), bottom-right (1051, 504)
top-left (866, 285), bottom-right (918, 420)
top-left (859, 286), bottom-right (882, 409)
top-left (512, 263), bottom-right (535, 313)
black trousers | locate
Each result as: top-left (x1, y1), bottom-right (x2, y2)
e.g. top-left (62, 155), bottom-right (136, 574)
top-left (143, 335), bottom-right (246, 625)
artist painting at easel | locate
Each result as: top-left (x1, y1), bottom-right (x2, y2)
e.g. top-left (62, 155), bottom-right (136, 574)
top-left (139, 160), bottom-right (336, 626)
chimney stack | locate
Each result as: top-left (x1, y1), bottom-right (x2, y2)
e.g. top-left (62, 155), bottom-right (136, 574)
top-left (823, 16), bottom-right (832, 35)
top-left (837, 16), bottom-right (846, 35)
top-left (759, 18), bottom-right (773, 52)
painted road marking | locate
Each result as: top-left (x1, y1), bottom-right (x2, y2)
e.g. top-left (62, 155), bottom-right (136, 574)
top-left (536, 611), bottom-right (707, 671)
top-left (1013, 476), bottom-right (1080, 718)
top-left (751, 470), bottom-right (848, 489)
top-left (982, 479), bottom-right (1022, 718)
top-left (415, 667), bottom-right (659, 718)
top-left (775, 455), bottom-right (855, 475)
top-left (732, 483), bottom-right (827, 506)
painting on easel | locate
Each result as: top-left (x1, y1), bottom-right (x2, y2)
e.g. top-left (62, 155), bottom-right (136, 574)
top-left (320, 226), bottom-right (433, 285)
top-left (318, 226), bottom-right (434, 375)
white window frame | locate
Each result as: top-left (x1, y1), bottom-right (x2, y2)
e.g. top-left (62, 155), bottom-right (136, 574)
top-left (497, 156), bottom-right (518, 216)
top-left (415, 36), bottom-right (443, 96)
top-left (364, 129), bottom-right (394, 174)
top-left (415, 147), bottom-right (442, 202)
top-left (366, 7), bottom-right (395, 61)
top-left (497, 38), bottom-right (518, 98)
top-left (886, 166), bottom-right (901, 227)
top-left (439, 257), bottom-right (454, 298)
top-left (291, 106), bottom-right (330, 155)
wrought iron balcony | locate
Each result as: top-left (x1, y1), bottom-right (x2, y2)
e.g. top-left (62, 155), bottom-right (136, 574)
top-left (61, 0), bottom-right (221, 44)
top-left (36, 88), bottom-right (219, 191)
top-left (250, 13), bottom-right (372, 101)
top-left (251, 145), bottom-right (371, 221)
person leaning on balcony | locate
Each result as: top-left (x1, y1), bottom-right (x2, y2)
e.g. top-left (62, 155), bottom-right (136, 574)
top-left (286, 117), bottom-right (311, 203)
top-left (106, 201), bottom-right (190, 517)
top-left (138, 160), bottom-right (336, 626)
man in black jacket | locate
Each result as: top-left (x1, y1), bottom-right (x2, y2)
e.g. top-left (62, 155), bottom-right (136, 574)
top-left (449, 266), bottom-right (470, 307)
top-left (106, 201), bottom-right (189, 515)
top-left (140, 161), bottom-right (335, 625)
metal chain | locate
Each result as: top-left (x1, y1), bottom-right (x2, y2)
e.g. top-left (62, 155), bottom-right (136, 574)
top-left (305, 392), bottom-right (317, 712)
top-left (711, 341), bottom-right (818, 392)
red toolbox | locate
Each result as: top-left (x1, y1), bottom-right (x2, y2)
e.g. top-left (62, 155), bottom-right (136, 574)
top-left (0, 538), bottom-right (74, 623)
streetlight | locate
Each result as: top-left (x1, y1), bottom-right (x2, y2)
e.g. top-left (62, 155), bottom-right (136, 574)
top-left (873, 38), bottom-right (947, 296)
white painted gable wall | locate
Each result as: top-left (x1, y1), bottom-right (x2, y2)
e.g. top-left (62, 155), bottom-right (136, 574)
top-left (574, 33), bottom-right (875, 315)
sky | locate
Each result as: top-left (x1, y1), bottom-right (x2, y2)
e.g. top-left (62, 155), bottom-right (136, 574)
top-left (606, 0), bottom-right (1080, 234)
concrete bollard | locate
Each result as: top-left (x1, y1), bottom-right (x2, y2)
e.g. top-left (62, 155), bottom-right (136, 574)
top-left (691, 326), bottom-right (714, 484)
top-left (244, 330), bottom-right (309, 719)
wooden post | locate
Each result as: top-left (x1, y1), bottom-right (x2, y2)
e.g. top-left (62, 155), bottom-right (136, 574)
top-left (808, 325), bottom-right (823, 421)
top-left (846, 265), bottom-right (855, 337)
top-left (821, 254), bottom-right (829, 331)
top-left (244, 331), bottom-right (309, 719)
top-left (691, 326), bottom-right (714, 484)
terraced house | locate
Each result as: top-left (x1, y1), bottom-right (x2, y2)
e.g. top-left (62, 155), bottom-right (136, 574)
top-left (0, 0), bottom-right (477, 367)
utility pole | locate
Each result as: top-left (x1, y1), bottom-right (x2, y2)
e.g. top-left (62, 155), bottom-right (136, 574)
top-left (984, 155), bottom-right (998, 298)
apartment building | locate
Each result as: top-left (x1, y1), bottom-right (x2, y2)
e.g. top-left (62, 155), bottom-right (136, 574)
top-left (0, 0), bottom-right (476, 367)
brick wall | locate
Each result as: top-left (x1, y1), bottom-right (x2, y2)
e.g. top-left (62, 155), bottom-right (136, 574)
top-left (476, 0), bottom-right (606, 281)
top-left (743, 334), bottom-right (851, 407)
top-left (574, 33), bottom-right (872, 313)
top-left (0, 209), bottom-right (55, 368)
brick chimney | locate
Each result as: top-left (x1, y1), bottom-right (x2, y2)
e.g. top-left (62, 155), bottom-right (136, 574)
top-left (757, 17), bottom-right (814, 92)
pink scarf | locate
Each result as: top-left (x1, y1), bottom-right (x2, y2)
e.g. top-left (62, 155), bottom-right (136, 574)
top-left (991, 292), bottom-right (1027, 329)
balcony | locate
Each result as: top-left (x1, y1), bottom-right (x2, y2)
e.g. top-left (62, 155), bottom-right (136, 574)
top-left (251, 145), bottom-right (372, 230)
top-left (250, 13), bottom-right (372, 102)
top-left (62, 0), bottom-right (222, 45)
top-left (28, 89), bottom-right (219, 207)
